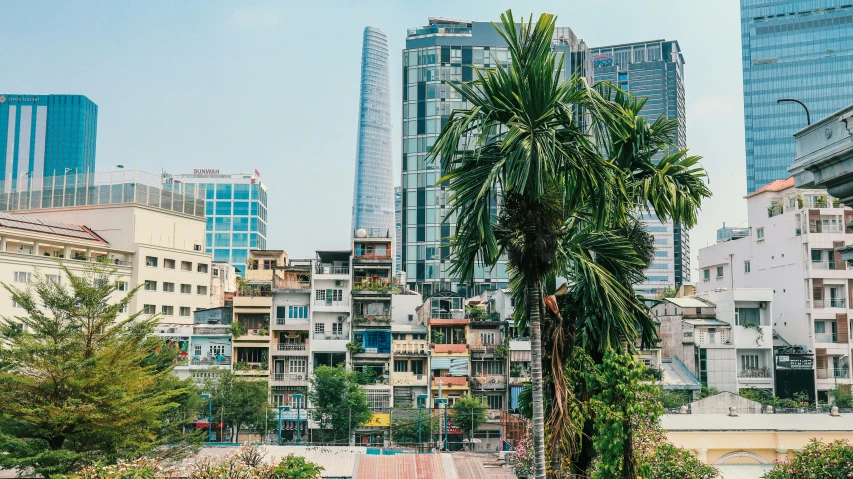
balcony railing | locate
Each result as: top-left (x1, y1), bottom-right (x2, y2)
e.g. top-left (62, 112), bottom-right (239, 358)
top-left (194, 327), bottom-right (230, 335)
top-left (274, 280), bottom-right (311, 290)
top-left (272, 373), bottom-right (308, 383)
top-left (738, 368), bottom-right (772, 379)
top-left (430, 311), bottom-right (466, 320)
top-left (312, 332), bottom-right (348, 341)
top-left (392, 341), bottom-right (429, 355)
top-left (316, 266), bottom-right (349, 275)
top-left (470, 376), bottom-right (507, 390)
top-left (432, 376), bottom-right (468, 387)
top-left (831, 298), bottom-right (847, 308)
top-left (767, 204), bottom-right (784, 217)
top-left (235, 289), bottom-right (273, 297)
top-left (275, 317), bottom-right (309, 327)
top-left (313, 299), bottom-right (350, 308)
top-left (809, 224), bottom-right (844, 233)
top-left (276, 343), bottom-right (307, 351)
top-left (353, 253), bottom-right (392, 260)
top-left (817, 368), bottom-right (850, 379)
top-left (190, 357), bottom-right (232, 367)
top-left (811, 260), bottom-right (838, 270)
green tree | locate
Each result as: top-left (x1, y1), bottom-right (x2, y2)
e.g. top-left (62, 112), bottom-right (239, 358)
top-left (203, 371), bottom-right (270, 443)
top-left (646, 443), bottom-right (718, 479)
top-left (391, 402), bottom-right (439, 447)
top-left (307, 365), bottom-right (372, 445)
top-left (272, 454), bottom-right (325, 479)
top-left (450, 396), bottom-right (488, 443)
top-left (830, 384), bottom-right (853, 408)
top-left (0, 263), bottom-right (200, 477)
top-left (763, 439), bottom-right (853, 479)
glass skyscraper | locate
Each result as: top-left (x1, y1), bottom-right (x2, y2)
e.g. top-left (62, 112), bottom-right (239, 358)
top-left (169, 171), bottom-right (268, 275)
top-left (351, 27), bottom-right (394, 236)
top-left (402, 18), bottom-right (590, 296)
top-left (742, 1), bottom-right (853, 193)
top-left (590, 40), bottom-right (690, 293)
top-left (0, 94), bottom-right (98, 193)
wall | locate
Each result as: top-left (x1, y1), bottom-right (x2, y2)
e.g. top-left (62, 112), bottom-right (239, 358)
top-left (390, 293), bottom-right (423, 325)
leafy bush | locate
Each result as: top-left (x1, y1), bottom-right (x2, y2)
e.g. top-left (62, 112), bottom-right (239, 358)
top-left (763, 439), bottom-right (853, 479)
top-left (646, 443), bottom-right (718, 479)
top-left (830, 384), bottom-right (853, 408)
top-left (508, 428), bottom-right (534, 478)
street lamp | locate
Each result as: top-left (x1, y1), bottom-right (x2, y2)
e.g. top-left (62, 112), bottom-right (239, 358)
top-left (417, 394), bottom-right (428, 453)
top-left (777, 98), bottom-right (811, 126)
top-left (200, 393), bottom-right (214, 442)
top-left (292, 394), bottom-right (303, 445)
top-left (434, 397), bottom-right (448, 451)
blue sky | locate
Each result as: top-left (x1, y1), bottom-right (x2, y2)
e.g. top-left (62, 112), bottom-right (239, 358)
top-left (1, 0), bottom-right (747, 275)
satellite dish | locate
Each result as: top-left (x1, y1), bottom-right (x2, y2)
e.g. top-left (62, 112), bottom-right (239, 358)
top-left (355, 228), bottom-right (367, 238)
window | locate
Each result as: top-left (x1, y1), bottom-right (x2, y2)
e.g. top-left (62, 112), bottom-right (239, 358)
top-left (180, 307), bottom-right (191, 317)
top-left (145, 256), bottom-right (158, 267)
top-left (756, 228), bottom-right (764, 240)
top-left (181, 261), bottom-right (192, 271)
top-left (144, 281), bottom-right (157, 291)
top-left (314, 323), bottom-right (325, 334)
top-left (315, 290), bottom-right (326, 300)
top-left (143, 304), bottom-right (156, 314)
top-left (197, 285), bottom-right (208, 295)
top-left (744, 261), bottom-right (751, 273)
top-left (197, 263), bottom-right (209, 273)
top-left (716, 266), bottom-right (723, 278)
top-left (484, 394), bottom-right (503, 409)
top-left (118, 281), bottom-right (127, 291)
top-left (13, 272), bottom-right (31, 283)
top-left (740, 354), bottom-right (759, 370)
top-left (394, 360), bottom-right (409, 372)
top-left (288, 305), bottom-right (309, 319)
top-left (815, 321), bottom-right (826, 334)
top-left (735, 308), bottom-right (761, 326)
top-left (332, 323), bottom-right (342, 333)
top-left (812, 250), bottom-right (823, 262)
top-left (276, 306), bottom-right (286, 319)
top-left (162, 306), bottom-right (174, 316)
top-left (703, 269), bottom-right (710, 280)
top-left (163, 282), bottom-right (175, 293)
top-left (46, 274), bottom-right (60, 284)
top-left (289, 359), bottom-right (307, 374)
top-left (473, 360), bottom-right (505, 375)
top-left (215, 201), bottom-right (232, 215)
top-left (479, 332), bottom-right (496, 345)
top-left (210, 345), bottom-right (225, 357)
top-left (181, 284), bottom-right (191, 294)
top-left (164, 259), bottom-right (176, 269)
top-left (194, 345), bottom-right (202, 357)
top-left (411, 360), bottom-right (424, 375)
top-left (118, 304), bottom-right (127, 313)
top-left (212, 269), bottom-right (220, 278)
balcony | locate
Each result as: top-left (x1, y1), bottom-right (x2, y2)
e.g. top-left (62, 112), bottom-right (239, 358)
top-left (315, 265), bottom-right (349, 275)
top-left (273, 318), bottom-right (310, 330)
top-left (392, 340), bottom-right (429, 356)
top-left (190, 357), bottom-right (232, 368)
top-left (432, 376), bottom-right (468, 389)
top-left (470, 344), bottom-right (502, 357)
top-left (194, 327), bottom-right (230, 336)
top-left (811, 260), bottom-right (840, 271)
top-left (352, 278), bottom-right (400, 295)
top-left (817, 367), bottom-right (850, 380)
top-left (313, 299), bottom-right (350, 309)
top-left (234, 363), bottom-right (269, 375)
top-left (815, 332), bottom-right (838, 343)
top-left (809, 224), bottom-right (845, 233)
top-left (470, 376), bottom-right (507, 390)
top-left (275, 343), bottom-right (307, 352)
top-left (274, 279), bottom-right (311, 291)
top-left (814, 298), bottom-right (846, 308)
top-left (391, 372), bottom-right (429, 386)
top-left (432, 344), bottom-right (468, 354)
top-left (428, 311), bottom-right (469, 326)
top-left (353, 316), bottom-right (391, 326)
top-left (271, 373), bottom-right (309, 387)
top-left (312, 332), bottom-right (348, 341)
top-left (738, 367), bottom-right (772, 379)
top-left (767, 204), bottom-right (784, 217)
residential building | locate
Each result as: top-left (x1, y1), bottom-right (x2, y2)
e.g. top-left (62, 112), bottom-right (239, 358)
top-left (232, 250), bottom-right (283, 379)
top-left (591, 40), bottom-right (689, 294)
top-left (167, 170), bottom-right (268, 275)
top-left (741, 1), bottom-right (853, 193)
top-left (0, 211), bottom-right (133, 323)
top-left (0, 94), bottom-right (97, 191)
top-left (651, 292), bottom-right (775, 395)
top-left (401, 17), bottom-right (591, 296)
top-left (422, 292), bottom-right (469, 404)
top-left (467, 297), bottom-right (509, 427)
top-left (210, 262), bottom-right (237, 308)
top-left (10, 200), bottom-right (212, 324)
top-left (311, 249), bottom-right (351, 371)
top-left (156, 308), bottom-right (232, 383)
top-left (390, 292), bottom-right (428, 407)
top-left (697, 179), bottom-right (852, 402)
top-left (717, 223), bottom-right (750, 242)
top-left (351, 27), bottom-right (395, 239)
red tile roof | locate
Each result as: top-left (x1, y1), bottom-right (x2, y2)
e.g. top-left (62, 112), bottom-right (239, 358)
top-left (745, 177), bottom-right (795, 198)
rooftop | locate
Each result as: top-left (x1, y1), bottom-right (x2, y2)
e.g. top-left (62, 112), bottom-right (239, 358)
top-left (661, 413), bottom-right (853, 432)
top-left (0, 211), bottom-right (105, 243)
top-left (744, 177), bottom-right (795, 198)
top-left (683, 319), bottom-right (731, 327)
top-left (665, 297), bottom-right (711, 309)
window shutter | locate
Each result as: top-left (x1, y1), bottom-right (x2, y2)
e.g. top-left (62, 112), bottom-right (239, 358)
top-left (837, 314), bottom-right (849, 344)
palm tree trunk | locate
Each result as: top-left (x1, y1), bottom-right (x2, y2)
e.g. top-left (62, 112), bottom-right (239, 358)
top-left (528, 282), bottom-right (547, 479)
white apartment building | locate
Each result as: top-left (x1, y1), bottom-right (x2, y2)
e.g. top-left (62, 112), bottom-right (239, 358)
top-left (14, 203), bottom-right (213, 324)
top-left (210, 262), bottom-right (237, 308)
top-left (698, 178), bottom-right (852, 400)
top-left (652, 291), bottom-right (775, 395)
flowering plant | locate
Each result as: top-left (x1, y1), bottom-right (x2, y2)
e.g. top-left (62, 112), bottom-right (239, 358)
top-left (508, 428), bottom-right (534, 478)
top-left (763, 439), bottom-right (853, 479)
top-left (645, 443), bottom-right (718, 479)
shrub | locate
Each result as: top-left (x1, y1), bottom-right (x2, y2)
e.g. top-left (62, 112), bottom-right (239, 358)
top-left (645, 443), bottom-right (718, 479)
top-left (763, 439), bottom-right (853, 479)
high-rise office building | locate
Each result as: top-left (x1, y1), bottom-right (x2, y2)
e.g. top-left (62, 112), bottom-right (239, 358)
top-left (351, 27), bottom-right (395, 237)
top-left (0, 94), bottom-right (98, 192)
top-left (590, 40), bottom-right (689, 294)
top-left (168, 170), bottom-right (268, 275)
top-left (402, 18), bottom-right (591, 296)
top-left (741, 1), bottom-right (853, 193)
top-left (394, 186), bottom-right (402, 272)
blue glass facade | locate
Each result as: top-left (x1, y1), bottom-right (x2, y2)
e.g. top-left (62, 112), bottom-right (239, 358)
top-left (401, 19), bottom-right (591, 296)
top-left (352, 27), bottom-right (395, 236)
top-left (591, 40), bottom-right (690, 291)
top-left (0, 94), bottom-right (97, 191)
top-left (172, 173), bottom-right (268, 275)
top-left (742, 0), bottom-right (853, 193)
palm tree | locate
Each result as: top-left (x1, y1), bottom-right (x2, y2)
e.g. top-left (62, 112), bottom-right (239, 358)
top-left (430, 11), bottom-right (628, 479)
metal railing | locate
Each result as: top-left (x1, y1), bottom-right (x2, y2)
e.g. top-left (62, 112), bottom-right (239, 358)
top-left (430, 311), bottom-right (466, 320)
top-left (392, 341), bottom-right (429, 355)
top-left (272, 373), bottom-right (308, 383)
top-left (274, 280), bottom-right (311, 290)
top-left (315, 266), bottom-right (349, 275)
top-left (312, 332), bottom-right (348, 341)
top-left (194, 327), bottom-right (230, 335)
top-left (738, 368), bottom-right (772, 378)
top-left (470, 376), bottom-right (508, 390)
top-left (817, 368), bottom-right (850, 379)
top-left (313, 299), bottom-right (349, 308)
top-left (831, 298), bottom-right (847, 308)
top-left (190, 357), bottom-right (232, 366)
top-left (275, 318), bottom-right (310, 326)
top-left (276, 343), bottom-right (307, 351)
top-left (809, 224), bottom-right (844, 233)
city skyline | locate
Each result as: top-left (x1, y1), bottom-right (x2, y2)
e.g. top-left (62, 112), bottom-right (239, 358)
top-left (741, 0), bottom-right (853, 193)
top-left (0, 1), bottom-right (746, 272)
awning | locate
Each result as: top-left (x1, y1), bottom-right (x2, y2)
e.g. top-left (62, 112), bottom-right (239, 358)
top-left (511, 350), bottom-right (531, 362)
top-left (430, 357), bottom-right (469, 376)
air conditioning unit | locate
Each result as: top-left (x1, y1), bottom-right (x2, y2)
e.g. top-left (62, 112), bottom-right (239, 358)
top-left (194, 244), bottom-right (202, 251)
top-left (335, 280), bottom-right (343, 286)
top-left (167, 328), bottom-right (176, 333)
top-left (338, 316), bottom-right (344, 322)
top-left (760, 302), bottom-right (768, 309)
top-left (252, 329), bottom-right (259, 335)
top-left (146, 262), bottom-right (154, 267)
